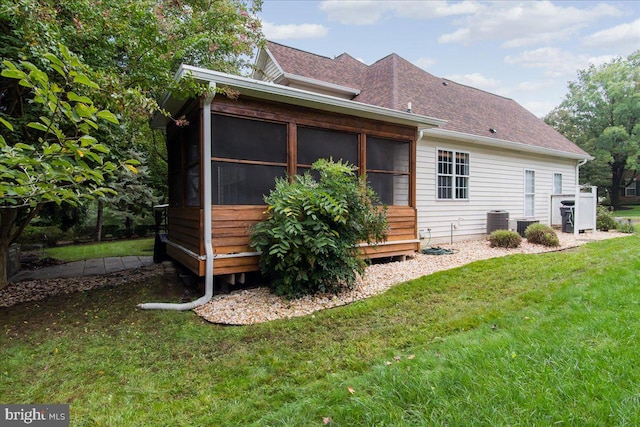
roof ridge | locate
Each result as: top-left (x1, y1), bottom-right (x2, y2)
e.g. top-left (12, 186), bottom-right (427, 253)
top-left (266, 40), bottom-right (335, 62)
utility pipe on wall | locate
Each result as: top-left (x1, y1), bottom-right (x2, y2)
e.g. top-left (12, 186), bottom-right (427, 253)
top-left (139, 82), bottom-right (217, 311)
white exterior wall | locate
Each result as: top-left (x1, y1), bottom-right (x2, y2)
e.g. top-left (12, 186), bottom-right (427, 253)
top-left (417, 135), bottom-right (578, 244)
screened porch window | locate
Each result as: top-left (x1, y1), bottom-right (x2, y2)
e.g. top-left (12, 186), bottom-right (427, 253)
top-left (167, 113), bottom-right (200, 208)
top-left (437, 149), bottom-right (469, 199)
top-left (297, 127), bottom-right (358, 169)
top-left (211, 114), bottom-right (287, 205)
top-left (367, 137), bottom-right (410, 206)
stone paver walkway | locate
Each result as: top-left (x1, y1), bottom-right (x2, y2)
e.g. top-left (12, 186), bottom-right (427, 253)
top-left (9, 256), bottom-right (154, 282)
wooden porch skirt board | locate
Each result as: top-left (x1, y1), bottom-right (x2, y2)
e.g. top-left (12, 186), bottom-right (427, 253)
top-left (168, 205), bottom-right (418, 277)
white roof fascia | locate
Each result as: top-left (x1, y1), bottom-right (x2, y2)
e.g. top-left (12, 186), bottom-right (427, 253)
top-left (281, 72), bottom-right (361, 97)
top-left (423, 128), bottom-right (592, 161)
top-left (157, 64), bottom-right (446, 130)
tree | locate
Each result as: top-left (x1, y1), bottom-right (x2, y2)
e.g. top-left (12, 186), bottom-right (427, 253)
top-left (545, 51), bottom-right (640, 209)
top-left (1, 0), bottom-right (263, 238)
top-left (104, 149), bottom-right (161, 238)
top-left (0, 48), bottom-right (121, 287)
top-left (250, 159), bottom-right (388, 298)
top-left (0, 0), bottom-right (264, 278)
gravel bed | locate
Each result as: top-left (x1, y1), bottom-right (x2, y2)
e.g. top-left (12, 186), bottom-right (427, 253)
top-left (195, 231), bottom-right (629, 325)
top-left (0, 264), bottom-right (165, 308)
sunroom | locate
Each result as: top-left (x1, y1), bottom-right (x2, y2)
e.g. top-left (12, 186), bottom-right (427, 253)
top-left (152, 65), bottom-right (445, 283)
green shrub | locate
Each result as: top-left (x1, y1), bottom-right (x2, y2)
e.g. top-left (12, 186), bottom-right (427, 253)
top-left (17, 225), bottom-right (66, 247)
top-left (135, 224), bottom-right (154, 237)
top-left (250, 159), bottom-right (388, 298)
top-left (488, 230), bottom-right (522, 248)
top-left (525, 223), bottom-right (560, 247)
top-left (597, 206), bottom-right (618, 231)
top-left (616, 221), bottom-right (636, 234)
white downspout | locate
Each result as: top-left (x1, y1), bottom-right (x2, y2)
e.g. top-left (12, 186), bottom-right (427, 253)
top-left (138, 82), bottom-right (217, 310)
top-left (576, 158), bottom-right (588, 186)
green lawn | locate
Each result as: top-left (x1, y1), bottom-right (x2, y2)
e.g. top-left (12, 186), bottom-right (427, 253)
top-left (616, 204), bottom-right (640, 217)
top-left (45, 238), bottom-right (154, 261)
top-left (2, 234), bottom-right (639, 426)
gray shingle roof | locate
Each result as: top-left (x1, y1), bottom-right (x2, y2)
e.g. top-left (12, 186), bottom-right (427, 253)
top-left (263, 41), bottom-right (589, 158)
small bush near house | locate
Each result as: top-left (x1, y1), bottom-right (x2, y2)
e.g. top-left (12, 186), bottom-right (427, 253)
top-left (488, 230), bottom-right (522, 248)
top-left (616, 221), bottom-right (636, 234)
top-left (596, 206), bottom-right (618, 231)
top-left (525, 223), bottom-right (560, 247)
top-left (250, 159), bottom-right (388, 298)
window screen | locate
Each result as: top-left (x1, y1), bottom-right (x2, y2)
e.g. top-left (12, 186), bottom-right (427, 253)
top-left (185, 164), bottom-right (200, 206)
top-left (167, 133), bottom-right (183, 208)
top-left (212, 114), bottom-right (286, 163)
top-left (297, 127), bottom-right (358, 167)
top-left (366, 137), bottom-right (410, 205)
top-left (211, 114), bottom-right (287, 205)
top-left (367, 137), bottom-right (409, 172)
top-left (212, 162), bottom-right (286, 205)
top-left (368, 173), bottom-right (409, 206)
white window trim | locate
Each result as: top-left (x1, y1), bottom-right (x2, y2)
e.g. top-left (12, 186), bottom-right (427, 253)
top-left (436, 148), bottom-right (470, 201)
top-left (625, 182), bottom-right (637, 197)
top-left (524, 169), bottom-right (535, 217)
top-left (553, 172), bottom-right (563, 195)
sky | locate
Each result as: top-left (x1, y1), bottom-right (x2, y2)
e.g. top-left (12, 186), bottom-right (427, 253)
top-left (257, 0), bottom-right (640, 117)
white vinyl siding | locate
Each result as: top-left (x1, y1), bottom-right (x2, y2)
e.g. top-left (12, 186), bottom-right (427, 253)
top-left (416, 136), bottom-right (577, 244)
top-left (525, 170), bottom-right (535, 217)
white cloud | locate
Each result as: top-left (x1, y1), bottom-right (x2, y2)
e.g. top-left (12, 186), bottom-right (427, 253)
top-left (262, 21), bottom-right (329, 40)
top-left (445, 72), bottom-right (504, 93)
top-left (438, 1), bottom-right (622, 47)
top-left (319, 0), bottom-right (391, 25)
top-left (318, 0), bottom-right (481, 25)
top-left (505, 48), bottom-right (621, 78)
top-left (392, 0), bottom-right (483, 19)
top-left (516, 80), bottom-right (554, 92)
top-left (414, 57), bottom-right (437, 70)
top-left (522, 100), bottom-right (558, 118)
top-left (582, 18), bottom-right (640, 53)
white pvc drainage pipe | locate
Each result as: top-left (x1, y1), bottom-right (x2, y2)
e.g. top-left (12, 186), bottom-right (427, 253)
top-left (138, 82), bottom-right (217, 311)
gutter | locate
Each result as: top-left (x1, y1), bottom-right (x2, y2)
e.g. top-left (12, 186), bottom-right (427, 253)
top-left (277, 72), bottom-right (361, 98)
top-left (138, 82), bottom-right (217, 311)
top-left (423, 128), bottom-right (592, 161)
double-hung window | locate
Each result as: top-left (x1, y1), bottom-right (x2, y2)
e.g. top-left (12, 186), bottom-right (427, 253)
top-left (525, 170), bottom-right (535, 217)
top-left (553, 173), bottom-right (563, 194)
top-left (625, 182), bottom-right (637, 197)
top-left (437, 149), bottom-right (469, 200)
